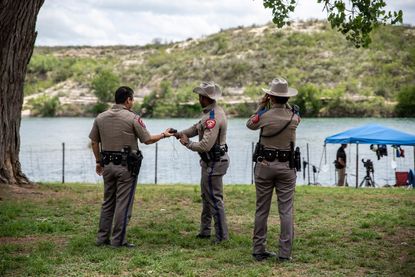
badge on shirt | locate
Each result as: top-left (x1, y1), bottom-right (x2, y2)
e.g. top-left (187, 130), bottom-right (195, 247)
top-left (137, 117), bottom-right (146, 128)
top-left (251, 114), bottom-right (260, 124)
top-left (205, 119), bottom-right (216, 129)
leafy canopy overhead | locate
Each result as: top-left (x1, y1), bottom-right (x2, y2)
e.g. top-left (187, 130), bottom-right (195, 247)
top-left (263, 0), bottom-right (403, 47)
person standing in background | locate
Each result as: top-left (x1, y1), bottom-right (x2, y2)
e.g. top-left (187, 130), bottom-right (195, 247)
top-left (336, 144), bottom-right (347, 186)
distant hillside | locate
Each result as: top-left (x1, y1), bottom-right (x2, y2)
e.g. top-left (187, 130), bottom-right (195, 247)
top-left (24, 20), bottom-right (415, 117)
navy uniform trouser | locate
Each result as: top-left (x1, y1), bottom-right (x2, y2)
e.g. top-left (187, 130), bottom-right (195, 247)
top-left (199, 154), bottom-right (229, 241)
top-left (96, 163), bottom-right (137, 246)
top-left (253, 159), bottom-right (296, 258)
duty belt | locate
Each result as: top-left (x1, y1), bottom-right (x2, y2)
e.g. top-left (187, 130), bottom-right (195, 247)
top-left (101, 151), bottom-right (127, 166)
top-left (199, 144), bottom-right (228, 163)
top-left (258, 149), bottom-right (292, 163)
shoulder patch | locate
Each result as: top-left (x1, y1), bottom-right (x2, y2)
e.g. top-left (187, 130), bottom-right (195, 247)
top-left (251, 114), bottom-right (260, 124)
top-left (136, 116), bottom-right (146, 128)
top-left (205, 119), bottom-right (216, 129)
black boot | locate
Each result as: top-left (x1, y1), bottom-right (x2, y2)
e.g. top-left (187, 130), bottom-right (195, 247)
top-left (252, 251), bottom-right (277, 261)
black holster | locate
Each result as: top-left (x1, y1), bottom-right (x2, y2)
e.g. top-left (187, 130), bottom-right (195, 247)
top-left (252, 143), bottom-right (264, 162)
top-left (199, 144), bottom-right (227, 163)
top-left (128, 151), bottom-right (143, 177)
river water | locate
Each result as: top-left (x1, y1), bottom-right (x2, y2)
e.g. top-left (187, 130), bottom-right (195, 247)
top-left (20, 117), bottom-right (415, 186)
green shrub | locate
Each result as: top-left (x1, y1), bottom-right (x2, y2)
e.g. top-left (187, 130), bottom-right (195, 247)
top-left (91, 70), bottom-right (120, 102)
top-left (28, 95), bottom-right (60, 117)
top-left (223, 102), bottom-right (254, 117)
top-left (212, 34), bottom-right (229, 55)
top-left (28, 55), bottom-right (59, 75)
top-left (89, 102), bottom-right (109, 115)
top-left (52, 66), bottom-right (73, 83)
top-left (71, 59), bottom-right (100, 81)
top-left (244, 84), bottom-right (265, 99)
top-left (291, 84), bottom-right (322, 117)
top-left (321, 96), bottom-right (393, 117)
top-left (140, 82), bottom-right (202, 118)
top-left (395, 86), bottom-right (415, 117)
top-left (24, 80), bottom-right (54, 96)
top-left (147, 50), bottom-right (170, 68)
top-left (140, 81), bottom-right (173, 117)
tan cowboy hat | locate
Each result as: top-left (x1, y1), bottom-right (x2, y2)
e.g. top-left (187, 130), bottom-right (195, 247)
top-left (193, 81), bottom-right (222, 100)
top-left (261, 77), bottom-right (298, 97)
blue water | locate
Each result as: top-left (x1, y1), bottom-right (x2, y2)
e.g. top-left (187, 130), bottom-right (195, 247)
top-left (20, 117), bottom-right (415, 186)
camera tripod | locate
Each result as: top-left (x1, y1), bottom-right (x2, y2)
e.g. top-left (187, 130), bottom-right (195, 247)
top-left (359, 169), bottom-right (376, 188)
top-left (303, 160), bottom-right (320, 185)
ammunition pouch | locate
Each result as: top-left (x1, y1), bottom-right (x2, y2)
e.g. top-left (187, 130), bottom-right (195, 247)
top-left (101, 151), bottom-right (124, 166)
top-left (199, 144), bottom-right (228, 163)
top-left (101, 148), bottom-right (143, 177)
top-left (253, 144), bottom-right (293, 164)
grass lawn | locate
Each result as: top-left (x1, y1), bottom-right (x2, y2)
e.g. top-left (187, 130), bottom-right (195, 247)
top-left (0, 183), bottom-right (414, 276)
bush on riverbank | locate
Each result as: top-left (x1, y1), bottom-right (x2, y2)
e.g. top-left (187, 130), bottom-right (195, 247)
top-left (92, 69), bottom-right (120, 103)
top-left (395, 86), bottom-right (415, 117)
top-left (139, 81), bottom-right (202, 117)
top-left (0, 183), bottom-right (414, 276)
top-left (27, 95), bottom-right (60, 117)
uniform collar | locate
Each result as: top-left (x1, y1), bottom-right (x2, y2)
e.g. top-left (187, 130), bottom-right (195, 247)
top-left (271, 103), bottom-right (290, 109)
top-left (202, 102), bottom-right (217, 113)
top-left (112, 104), bottom-right (128, 110)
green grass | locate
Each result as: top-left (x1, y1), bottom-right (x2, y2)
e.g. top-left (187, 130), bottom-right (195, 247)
top-left (0, 183), bottom-right (414, 276)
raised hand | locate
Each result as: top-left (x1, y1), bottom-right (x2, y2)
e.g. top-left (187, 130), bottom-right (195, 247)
top-left (260, 94), bottom-right (270, 106)
top-left (162, 128), bottom-right (175, 138)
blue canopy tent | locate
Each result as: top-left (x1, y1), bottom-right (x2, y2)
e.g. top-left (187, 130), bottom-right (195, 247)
top-left (325, 124), bottom-right (415, 187)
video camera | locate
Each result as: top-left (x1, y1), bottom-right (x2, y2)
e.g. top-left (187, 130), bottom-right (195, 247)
top-left (361, 159), bottom-right (374, 173)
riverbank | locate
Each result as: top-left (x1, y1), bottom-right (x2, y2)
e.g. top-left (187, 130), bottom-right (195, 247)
top-left (1, 183), bottom-right (414, 276)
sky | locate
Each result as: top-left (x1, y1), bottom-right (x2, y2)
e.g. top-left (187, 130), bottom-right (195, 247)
top-left (35, 0), bottom-right (415, 46)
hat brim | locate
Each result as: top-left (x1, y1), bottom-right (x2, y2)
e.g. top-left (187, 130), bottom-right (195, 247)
top-left (261, 87), bottom-right (298, 97)
top-left (193, 87), bottom-right (220, 100)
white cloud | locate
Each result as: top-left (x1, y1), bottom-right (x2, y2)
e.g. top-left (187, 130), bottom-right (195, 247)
top-left (35, 0), bottom-right (415, 46)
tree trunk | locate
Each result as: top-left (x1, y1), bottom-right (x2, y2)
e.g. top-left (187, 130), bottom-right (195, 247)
top-left (0, 0), bottom-right (45, 185)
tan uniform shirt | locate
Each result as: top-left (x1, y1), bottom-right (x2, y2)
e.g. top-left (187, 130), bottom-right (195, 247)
top-left (179, 102), bottom-right (227, 152)
top-left (246, 103), bottom-right (300, 150)
top-left (89, 104), bottom-right (151, 151)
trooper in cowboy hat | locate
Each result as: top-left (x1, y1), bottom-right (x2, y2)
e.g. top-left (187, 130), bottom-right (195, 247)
top-left (261, 77), bottom-right (298, 97)
top-left (247, 77), bottom-right (301, 262)
top-left (174, 81), bottom-right (230, 244)
top-left (193, 81), bottom-right (222, 100)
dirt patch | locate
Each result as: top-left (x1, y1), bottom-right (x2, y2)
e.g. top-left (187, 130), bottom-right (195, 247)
top-left (0, 184), bottom-right (42, 200)
top-left (384, 227), bottom-right (415, 246)
top-left (0, 183), bottom-right (96, 204)
top-left (0, 235), bottom-right (67, 246)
